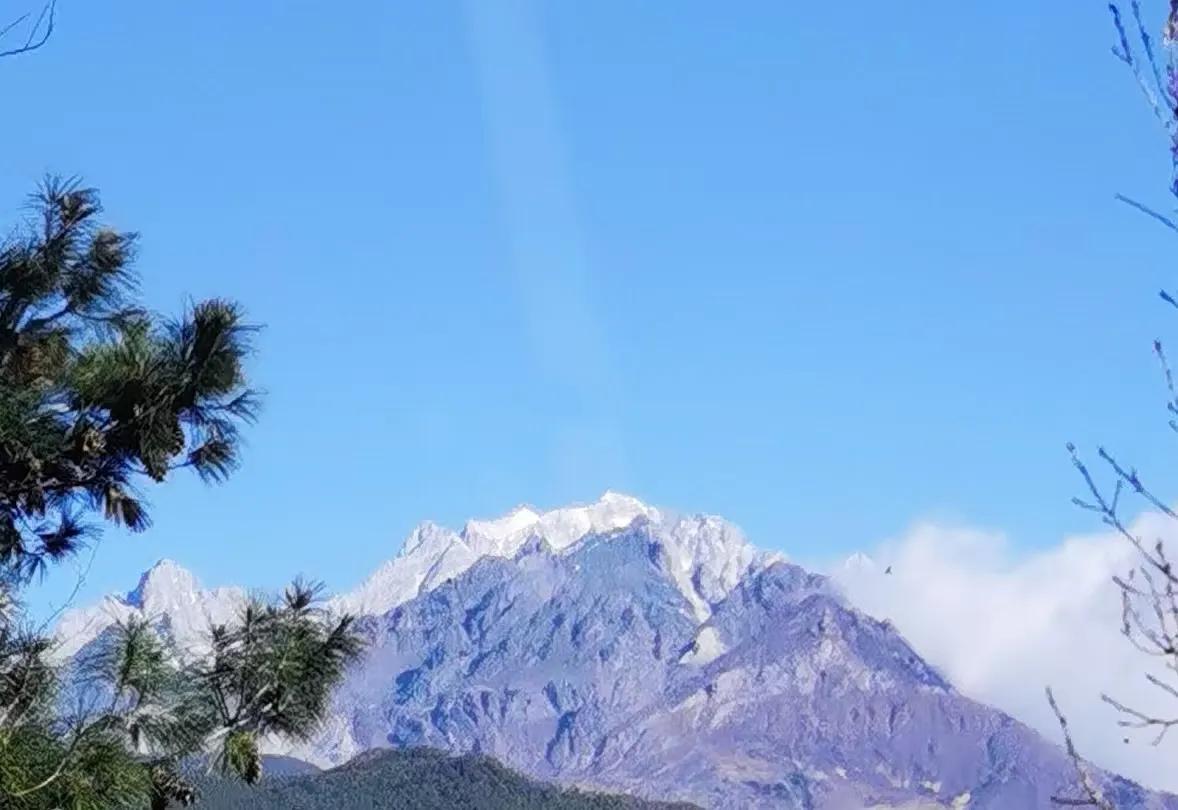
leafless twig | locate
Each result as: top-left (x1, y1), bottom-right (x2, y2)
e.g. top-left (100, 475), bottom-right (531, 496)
top-left (1055, 5), bottom-right (1178, 805)
top-left (0, 0), bottom-right (56, 60)
top-left (1047, 687), bottom-right (1116, 809)
top-left (35, 538), bottom-right (101, 639)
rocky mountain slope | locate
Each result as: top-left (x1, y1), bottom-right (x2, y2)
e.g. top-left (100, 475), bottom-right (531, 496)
top-left (54, 494), bottom-right (1178, 809)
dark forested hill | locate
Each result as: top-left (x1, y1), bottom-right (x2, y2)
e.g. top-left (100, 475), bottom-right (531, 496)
top-left (197, 748), bottom-right (701, 810)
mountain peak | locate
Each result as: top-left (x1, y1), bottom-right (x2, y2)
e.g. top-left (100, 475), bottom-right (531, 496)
top-left (597, 490), bottom-right (649, 508)
top-left (841, 551), bottom-right (877, 573)
top-left (126, 558), bottom-right (200, 609)
top-left (459, 492), bottom-right (658, 557)
top-left (54, 558), bottom-right (242, 664)
top-left (462, 506), bottom-right (542, 555)
top-left (398, 520), bottom-right (464, 559)
top-left (269, 506), bottom-right (1163, 810)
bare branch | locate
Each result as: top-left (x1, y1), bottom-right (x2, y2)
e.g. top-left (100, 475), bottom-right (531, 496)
top-left (35, 538), bottom-right (101, 638)
top-left (1115, 194), bottom-right (1178, 233)
top-left (1054, 3), bottom-right (1178, 806)
top-left (0, 0), bottom-right (56, 60)
top-left (1102, 690), bottom-right (1178, 745)
top-left (1108, 2), bottom-right (1176, 130)
top-left (1047, 687), bottom-right (1115, 809)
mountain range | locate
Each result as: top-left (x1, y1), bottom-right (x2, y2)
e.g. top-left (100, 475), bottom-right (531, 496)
top-left (53, 493), bottom-right (1178, 809)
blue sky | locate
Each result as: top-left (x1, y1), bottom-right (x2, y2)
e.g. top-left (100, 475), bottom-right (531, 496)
top-left (7, 1), bottom-right (1178, 614)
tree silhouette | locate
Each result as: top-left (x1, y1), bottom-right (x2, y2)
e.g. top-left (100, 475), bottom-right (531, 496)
top-left (1050, 3), bottom-right (1178, 807)
top-left (0, 180), bottom-right (365, 809)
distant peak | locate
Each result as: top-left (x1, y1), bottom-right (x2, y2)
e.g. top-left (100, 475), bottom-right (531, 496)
top-left (399, 521), bottom-right (463, 558)
top-left (125, 558), bottom-right (199, 608)
top-left (454, 493), bottom-right (658, 557)
top-left (597, 490), bottom-right (648, 507)
top-left (842, 552), bottom-right (876, 572)
top-left (330, 493), bottom-right (768, 621)
top-left (506, 504), bottom-right (543, 523)
top-left (462, 506), bottom-right (542, 548)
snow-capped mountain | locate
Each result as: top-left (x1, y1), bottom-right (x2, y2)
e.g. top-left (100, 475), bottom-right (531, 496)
top-left (328, 492), bottom-right (771, 622)
top-left (53, 559), bottom-right (245, 661)
top-left (52, 494), bottom-right (1178, 809)
top-left (54, 493), bottom-right (763, 660)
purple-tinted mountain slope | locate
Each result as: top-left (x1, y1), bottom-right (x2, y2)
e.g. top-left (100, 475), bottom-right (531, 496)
top-left (56, 496), bottom-right (1176, 809)
top-left (281, 520), bottom-right (1175, 809)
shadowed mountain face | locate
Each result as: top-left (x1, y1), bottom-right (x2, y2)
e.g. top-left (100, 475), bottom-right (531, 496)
top-left (193, 749), bottom-right (700, 810)
top-left (54, 496), bottom-right (1178, 809)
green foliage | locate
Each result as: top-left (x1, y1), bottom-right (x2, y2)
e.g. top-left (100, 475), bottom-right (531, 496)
top-left (74, 618), bottom-right (215, 758)
top-left (197, 580), bottom-right (365, 786)
top-left (2, 586), bottom-right (364, 810)
top-left (193, 748), bottom-right (703, 810)
top-left (0, 723), bottom-right (151, 810)
top-left (220, 734), bottom-right (258, 788)
top-left (0, 177), bottom-right (259, 582)
top-left (0, 180), bottom-right (363, 810)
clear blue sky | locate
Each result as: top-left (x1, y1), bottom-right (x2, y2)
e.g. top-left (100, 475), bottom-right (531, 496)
top-left (7, 1), bottom-right (1178, 614)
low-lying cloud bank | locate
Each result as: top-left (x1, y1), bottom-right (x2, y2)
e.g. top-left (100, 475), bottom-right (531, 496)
top-left (829, 513), bottom-right (1178, 794)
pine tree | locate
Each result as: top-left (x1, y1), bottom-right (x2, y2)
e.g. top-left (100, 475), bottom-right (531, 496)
top-left (0, 179), bottom-right (364, 809)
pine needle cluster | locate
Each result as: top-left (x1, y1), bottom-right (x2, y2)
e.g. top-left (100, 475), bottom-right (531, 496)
top-left (0, 181), bottom-right (364, 809)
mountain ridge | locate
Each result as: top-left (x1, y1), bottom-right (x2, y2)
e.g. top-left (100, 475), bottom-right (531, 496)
top-left (50, 494), bottom-right (1178, 809)
top-left (54, 493), bottom-right (769, 660)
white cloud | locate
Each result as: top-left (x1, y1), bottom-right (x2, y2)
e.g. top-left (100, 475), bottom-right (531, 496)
top-left (829, 513), bottom-right (1178, 793)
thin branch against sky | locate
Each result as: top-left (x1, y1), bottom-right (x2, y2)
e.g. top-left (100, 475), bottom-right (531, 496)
top-left (0, 0), bottom-right (55, 59)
